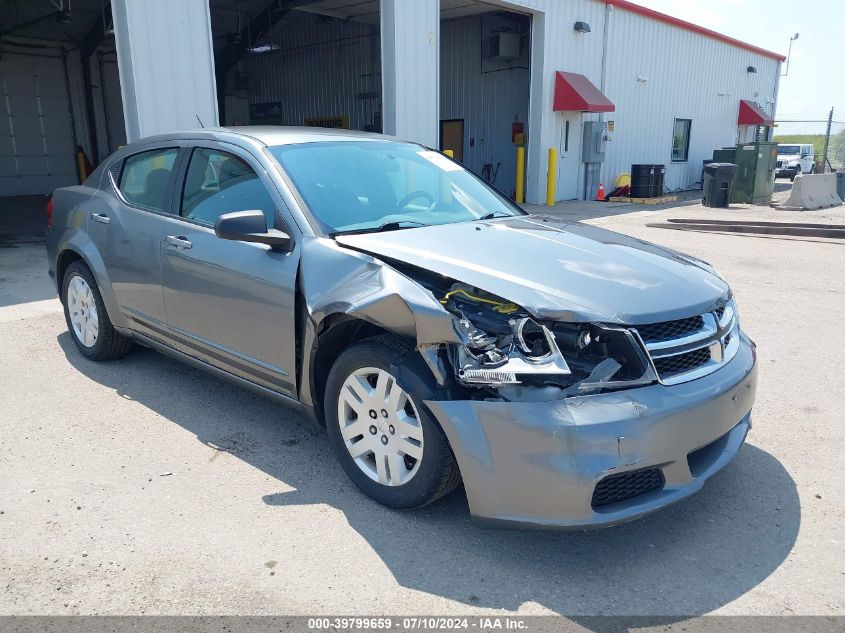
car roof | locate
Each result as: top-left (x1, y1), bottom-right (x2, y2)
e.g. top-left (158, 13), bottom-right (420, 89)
top-left (132, 126), bottom-right (403, 149)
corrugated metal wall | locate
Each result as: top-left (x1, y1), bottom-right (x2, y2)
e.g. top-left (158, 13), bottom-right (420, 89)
top-left (440, 13), bottom-right (531, 196)
top-left (476, 0), bottom-right (779, 201)
top-left (247, 13), bottom-right (381, 131)
top-left (601, 4), bottom-right (780, 192)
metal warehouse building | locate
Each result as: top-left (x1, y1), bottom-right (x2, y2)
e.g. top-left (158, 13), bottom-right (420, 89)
top-left (1, 0), bottom-right (783, 205)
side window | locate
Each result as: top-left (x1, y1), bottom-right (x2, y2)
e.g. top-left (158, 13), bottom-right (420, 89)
top-left (118, 148), bottom-right (178, 211)
top-left (671, 118), bottom-right (692, 162)
top-left (181, 147), bottom-right (277, 227)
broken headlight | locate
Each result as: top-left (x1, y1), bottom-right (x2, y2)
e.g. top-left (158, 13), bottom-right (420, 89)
top-left (450, 311), bottom-right (656, 395)
top-left (453, 315), bottom-right (571, 385)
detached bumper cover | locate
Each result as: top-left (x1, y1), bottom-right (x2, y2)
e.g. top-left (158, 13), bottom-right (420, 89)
top-left (425, 334), bottom-right (757, 528)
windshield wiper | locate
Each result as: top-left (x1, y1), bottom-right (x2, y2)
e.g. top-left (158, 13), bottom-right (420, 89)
top-left (478, 211), bottom-right (510, 220)
top-left (330, 220), bottom-right (428, 237)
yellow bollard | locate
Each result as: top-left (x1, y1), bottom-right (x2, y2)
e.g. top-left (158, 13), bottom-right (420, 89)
top-left (76, 150), bottom-right (88, 183)
top-left (515, 146), bottom-right (525, 204)
top-left (546, 147), bottom-right (558, 207)
top-left (443, 149), bottom-right (454, 158)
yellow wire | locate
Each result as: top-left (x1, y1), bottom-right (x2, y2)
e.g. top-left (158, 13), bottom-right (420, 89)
top-left (439, 288), bottom-right (520, 314)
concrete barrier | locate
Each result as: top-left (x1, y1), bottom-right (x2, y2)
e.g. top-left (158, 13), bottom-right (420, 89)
top-left (779, 173), bottom-right (843, 210)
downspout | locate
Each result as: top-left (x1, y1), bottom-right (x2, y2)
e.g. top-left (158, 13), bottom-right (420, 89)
top-left (769, 60), bottom-right (782, 141)
top-left (601, 3), bottom-right (611, 94)
top-left (61, 50), bottom-right (82, 182)
top-left (586, 2), bottom-right (612, 199)
top-left (97, 52), bottom-right (112, 154)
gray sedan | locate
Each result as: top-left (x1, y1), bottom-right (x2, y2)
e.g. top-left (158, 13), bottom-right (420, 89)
top-left (46, 127), bottom-right (757, 528)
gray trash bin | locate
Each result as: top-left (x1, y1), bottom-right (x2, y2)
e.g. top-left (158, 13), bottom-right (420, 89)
top-left (702, 162), bottom-right (737, 208)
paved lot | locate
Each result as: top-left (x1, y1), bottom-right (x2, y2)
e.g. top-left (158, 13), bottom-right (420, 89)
top-left (1, 200), bottom-right (843, 617)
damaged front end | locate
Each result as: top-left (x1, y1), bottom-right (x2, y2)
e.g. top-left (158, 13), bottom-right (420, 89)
top-left (423, 279), bottom-right (658, 402)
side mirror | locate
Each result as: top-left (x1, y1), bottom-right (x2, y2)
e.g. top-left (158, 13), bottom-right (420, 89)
top-left (214, 210), bottom-right (292, 252)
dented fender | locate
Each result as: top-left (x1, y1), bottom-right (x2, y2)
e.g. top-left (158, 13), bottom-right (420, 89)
top-left (297, 237), bottom-right (461, 409)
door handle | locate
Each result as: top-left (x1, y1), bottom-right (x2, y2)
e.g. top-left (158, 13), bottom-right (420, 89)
top-left (91, 213), bottom-right (110, 224)
top-left (165, 235), bottom-right (193, 249)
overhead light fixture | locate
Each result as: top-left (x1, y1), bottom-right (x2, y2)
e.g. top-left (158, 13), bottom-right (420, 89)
top-left (747, 65), bottom-right (757, 73)
top-left (247, 43), bottom-right (280, 54)
top-left (782, 33), bottom-right (799, 77)
top-left (574, 21), bottom-right (591, 33)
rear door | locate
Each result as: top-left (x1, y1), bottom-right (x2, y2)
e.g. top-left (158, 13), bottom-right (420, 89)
top-left (91, 145), bottom-right (183, 335)
top-left (159, 142), bottom-right (299, 397)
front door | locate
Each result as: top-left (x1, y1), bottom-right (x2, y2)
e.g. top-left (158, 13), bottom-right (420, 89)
top-left (557, 113), bottom-right (582, 200)
top-left (160, 144), bottom-right (299, 397)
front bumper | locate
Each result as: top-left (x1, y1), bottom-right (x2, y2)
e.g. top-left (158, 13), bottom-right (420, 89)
top-left (776, 166), bottom-right (800, 178)
top-left (425, 333), bottom-right (757, 529)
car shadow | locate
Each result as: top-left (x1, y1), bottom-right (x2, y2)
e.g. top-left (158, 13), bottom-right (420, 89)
top-left (58, 334), bottom-right (800, 617)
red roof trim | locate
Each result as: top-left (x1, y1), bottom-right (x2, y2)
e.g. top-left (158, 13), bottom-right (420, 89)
top-left (738, 99), bottom-right (774, 126)
top-left (554, 72), bottom-right (616, 113)
top-left (602, 0), bottom-right (786, 62)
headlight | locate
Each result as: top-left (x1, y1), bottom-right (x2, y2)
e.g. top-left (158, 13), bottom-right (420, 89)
top-left (453, 316), bottom-right (571, 385)
top-left (441, 284), bottom-right (656, 394)
top-left (451, 314), bottom-right (656, 392)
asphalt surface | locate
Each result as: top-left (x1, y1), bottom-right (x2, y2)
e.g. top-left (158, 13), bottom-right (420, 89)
top-left (1, 199), bottom-right (843, 617)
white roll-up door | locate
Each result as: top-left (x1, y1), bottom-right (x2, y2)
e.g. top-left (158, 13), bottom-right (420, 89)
top-left (0, 52), bottom-right (78, 197)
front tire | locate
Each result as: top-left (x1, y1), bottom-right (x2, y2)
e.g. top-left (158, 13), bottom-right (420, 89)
top-left (61, 260), bottom-right (132, 361)
top-left (324, 335), bottom-right (460, 509)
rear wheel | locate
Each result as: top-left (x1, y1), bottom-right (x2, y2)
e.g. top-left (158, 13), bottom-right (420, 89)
top-left (324, 335), bottom-right (460, 509)
top-left (62, 260), bottom-right (132, 360)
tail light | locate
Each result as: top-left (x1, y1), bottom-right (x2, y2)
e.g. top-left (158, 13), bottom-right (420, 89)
top-left (46, 196), bottom-right (53, 229)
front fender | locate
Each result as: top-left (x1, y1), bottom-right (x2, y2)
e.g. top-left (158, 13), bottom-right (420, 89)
top-left (297, 236), bottom-right (461, 409)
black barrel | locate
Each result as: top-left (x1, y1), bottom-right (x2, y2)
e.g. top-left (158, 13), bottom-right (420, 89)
top-left (631, 164), bottom-right (655, 198)
top-left (652, 164), bottom-right (665, 196)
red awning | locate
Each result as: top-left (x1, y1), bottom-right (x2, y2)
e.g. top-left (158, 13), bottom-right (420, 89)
top-left (553, 71), bottom-right (615, 113)
top-left (738, 99), bottom-right (773, 126)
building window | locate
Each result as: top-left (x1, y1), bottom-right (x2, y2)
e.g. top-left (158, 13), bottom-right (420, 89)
top-left (672, 118), bottom-right (692, 162)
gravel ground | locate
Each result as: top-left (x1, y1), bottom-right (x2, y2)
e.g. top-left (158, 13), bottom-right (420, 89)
top-left (1, 200), bottom-right (843, 617)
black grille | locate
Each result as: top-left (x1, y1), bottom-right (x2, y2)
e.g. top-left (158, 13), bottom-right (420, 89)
top-left (714, 304), bottom-right (726, 322)
top-left (592, 467), bottom-right (664, 509)
top-left (654, 346), bottom-right (711, 376)
top-left (635, 315), bottom-right (704, 343)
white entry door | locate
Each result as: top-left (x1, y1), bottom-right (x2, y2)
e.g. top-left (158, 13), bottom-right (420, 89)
top-left (557, 113), bottom-right (582, 200)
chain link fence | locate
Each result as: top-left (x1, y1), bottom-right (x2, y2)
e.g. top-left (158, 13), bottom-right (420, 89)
top-left (773, 117), bottom-right (845, 171)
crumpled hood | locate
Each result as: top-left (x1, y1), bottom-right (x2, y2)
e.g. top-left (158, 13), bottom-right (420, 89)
top-left (335, 215), bottom-right (730, 324)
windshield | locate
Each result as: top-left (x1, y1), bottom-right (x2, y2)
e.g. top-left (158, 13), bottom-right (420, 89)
top-left (269, 140), bottom-right (523, 235)
top-left (778, 145), bottom-right (800, 155)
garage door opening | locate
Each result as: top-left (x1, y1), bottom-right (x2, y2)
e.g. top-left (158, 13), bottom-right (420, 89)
top-left (440, 2), bottom-right (531, 199)
top-left (0, 0), bottom-right (124, 243)
top-left (211, 0), bottom-right (381, 132)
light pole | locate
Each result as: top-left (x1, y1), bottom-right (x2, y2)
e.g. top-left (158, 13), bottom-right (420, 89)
top-left (782, 33), bottom-right (799, 77)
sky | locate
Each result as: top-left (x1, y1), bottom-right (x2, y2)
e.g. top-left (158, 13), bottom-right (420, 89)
top-left (634, 0), bottom-right (844, 136)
